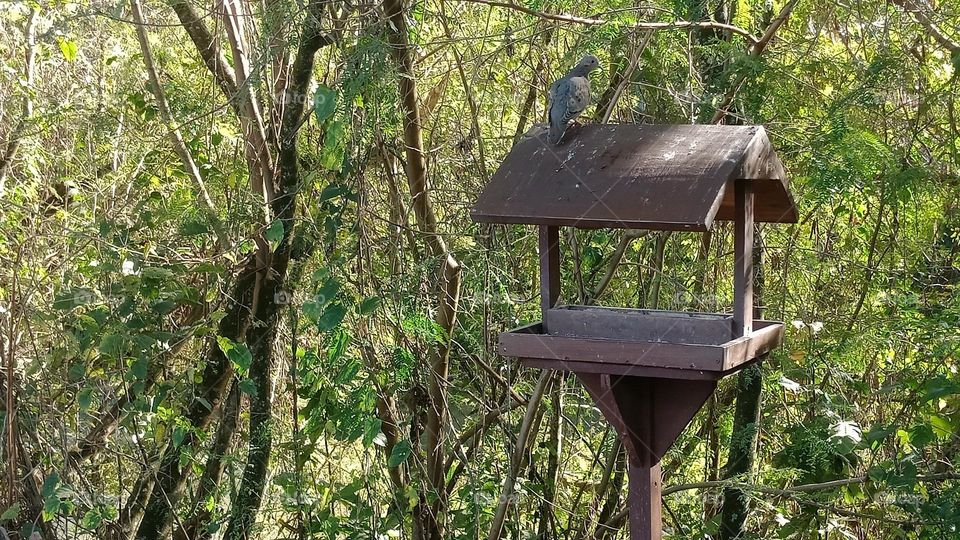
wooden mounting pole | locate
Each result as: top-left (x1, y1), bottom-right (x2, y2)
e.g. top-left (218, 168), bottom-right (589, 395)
top-left (627, 381), bottom-right (662, 540)
top-left (539, 225), bottom-right (560, 330)
top-left (628, 462), bottom-right (663, 540)
top-left (733, 180), bottom-right (754, 337)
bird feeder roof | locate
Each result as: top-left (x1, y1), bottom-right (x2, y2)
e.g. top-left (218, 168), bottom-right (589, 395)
top-left (471, 124), bottom-right (797, 231)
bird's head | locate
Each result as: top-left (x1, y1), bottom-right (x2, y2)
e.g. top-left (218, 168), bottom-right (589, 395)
top-left (577, 55), bottom-right (601, 73)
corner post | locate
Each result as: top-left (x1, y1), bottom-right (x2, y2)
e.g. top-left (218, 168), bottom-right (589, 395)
top-left (539, 225), bottom-right (560, 331)
top-left (733, 180), bottom-right (754, 337)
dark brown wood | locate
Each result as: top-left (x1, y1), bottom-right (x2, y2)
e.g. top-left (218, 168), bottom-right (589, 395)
top-left (498, 317), bottom-right (783, 374)
top-left (733, 180), bottom-right (754, 337)
top-left (548, 305), bottom-right (733, 345)
top-left (575, 374), bottom-right (717, 539)
top-left (522, 359), bottom-right (723, 380)
top-left (721, 322), bottom-right (783, 371)
top-left (539, 225), bottom-right (560, 331)
top-left (716, 178), bottom-right (797, 223)
top-left (471, 124), bottom-right (796, 230)
top-left (628, 463), bottom-right (662, 540)
top-left (499, 332), bottom-right (725, 371)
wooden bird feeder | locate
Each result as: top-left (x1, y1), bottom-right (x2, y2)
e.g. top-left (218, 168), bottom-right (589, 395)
top-left (472, 123), bottom-right (797, 539)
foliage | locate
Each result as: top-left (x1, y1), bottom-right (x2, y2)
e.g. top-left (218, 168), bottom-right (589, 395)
top-left (0, 0), bottom-right (959, 538)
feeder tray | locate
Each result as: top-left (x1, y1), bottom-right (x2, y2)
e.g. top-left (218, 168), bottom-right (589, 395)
top-left (499, 306), bottom-right (784, 380)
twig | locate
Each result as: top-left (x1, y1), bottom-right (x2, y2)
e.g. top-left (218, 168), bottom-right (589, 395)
top-left (487, 370), bottom-right (554, 540)
top-left (710, 0), bottom-right (799, 123)
top-left (602, 472), bottom-right (960, 529)
top-left (458, 0), bottom-right (759, 45)
top-left (890, 0), bottom-right (960, 55)
top-left (130, 0), bottom-right (226, 246)
top-left (589, 230), bottom-right (648, 303)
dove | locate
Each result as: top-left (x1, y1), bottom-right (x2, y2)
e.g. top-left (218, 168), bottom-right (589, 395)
top-left (547, 55), bottom-right (600, 145)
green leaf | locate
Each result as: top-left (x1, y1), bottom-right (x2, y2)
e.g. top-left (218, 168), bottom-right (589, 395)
top-left (41, 473), bottom-right (60, 499)
top-left (335, 359), bottom-right (361, 384)
top-left (313, 85), bottom-right (338, 124)
top-left (930, 415), bottom-right (954, 439)
top-left (57, 37), bottom-right (78, 61)
top-left (140, 267), bottom-right (174, 281)
top-left (78, 387), bottom-right (93, 411)
top-left (317, 303), bottom-right (346, 332)
top-left (99, 333), bottom-right (126, 359)
top-left (81, 508), bottom-right (103, 529)
top-left (43, 495), bottom-right (60, 522)
top-left (302, 298), bottom-right (323, 324)
top-left (325, 120), bottom-right (347, 144)
top-left (315, 279), bottom-right (340, 305)
top-left (362, 418), bottom-right (382, 447)
top-left (909, 423), bottom-right (935, 448)
top-left (319, 184), bottom-right (349, 202)
top-left (1, 503), bottom-right (20, 522)
top-left (264, 219), bottom-right (284, 245)
top-left (388, 440), bottom-right (412, 467)
top-left (358, 296), bottom-right (381, 315)
top-left (239, 378), bottom-right (258, 396)
top-left (320, 143), bottom-right (345, 171)
top-left (129, 356), bottom-right (149, 381)
top-left (922, 376), bottom-right (959, 401)
top-left (217, 336), bottom-right (252, 374)
top-left (173, 425), bottom-right (187, 447)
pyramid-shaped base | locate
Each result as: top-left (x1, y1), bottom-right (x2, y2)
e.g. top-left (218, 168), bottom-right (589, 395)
top-left (577, 373), bottom-right (717, 540)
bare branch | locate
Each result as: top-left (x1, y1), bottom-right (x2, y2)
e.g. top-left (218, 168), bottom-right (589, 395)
top-left (710, 0), bottom-right (799, 123)
top-left (457, 0), bottom-right (759, 45)
top-left (890, 0), bottom-right (960, 55)
top-left (130, 0), bottom-right (225, 244)
top-left (0, 7), bottom-right (39, 194)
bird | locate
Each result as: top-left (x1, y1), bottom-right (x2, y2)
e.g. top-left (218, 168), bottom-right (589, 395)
top-left (547, 55), bottom-right (600, 145)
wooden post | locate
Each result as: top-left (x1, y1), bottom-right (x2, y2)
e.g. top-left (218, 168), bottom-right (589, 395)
top-left (628, 462), bottom-right (662, 540)
top-left (628, 381), bottom-right (662, 540)
top-left (732, 180), bottom-right (754, 337)
top-left (539, 225), bottom-right (560, 331)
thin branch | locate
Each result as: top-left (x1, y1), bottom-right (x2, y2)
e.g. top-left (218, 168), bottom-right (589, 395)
top-left (487, 370), bottom-right (554, 540)
top-left (711, 0), bottom-right (799, 123)
top-left (603, 472), bottom-right (960, 529)
top-left (890, 0), bottom-right (960, 55)
top-left (130, 0), bottom-right (226, 244)
top-left (457, 0), bottom-right (759, 45)
top-left (0, 7), bottom-right (38, 194)
top-left (589, 230), bottom-right (648, 303)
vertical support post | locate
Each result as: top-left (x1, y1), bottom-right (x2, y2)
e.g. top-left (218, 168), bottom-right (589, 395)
top-left (627, 379), bottom-right (661, 540)
top-left (732, 180), bottom-right (754, 337)
top-left (539, 225), bottom-right (560, 331)
top-left (628, 462), bottom-right (662, 540)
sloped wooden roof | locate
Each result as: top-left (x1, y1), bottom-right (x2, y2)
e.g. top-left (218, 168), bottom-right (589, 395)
top-left (471, 124), bottom-right (797, 231)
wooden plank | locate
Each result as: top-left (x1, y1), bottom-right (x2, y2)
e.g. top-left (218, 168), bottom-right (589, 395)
top-left (547, 305), bottom-right (733, 345)
top-left (722, 321), bottom-right (784, 371)
top-left (733, 180), bottom-right (754, 337)
top-left (715, 178), bottom-right (798, 223)
top-left (737, 126), bottom-right (786, 182)
top-left (539, 225), bottom-right (560, 331)
top-left (471, 124), bottom-right (797, 229)
top-left (524, 359), bottom-right (723, 380)
top-left (497, 332), bottom-right (725, 371)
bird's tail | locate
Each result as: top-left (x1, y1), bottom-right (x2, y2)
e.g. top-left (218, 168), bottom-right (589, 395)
top-left (547, 121), bottom-right (564, 145)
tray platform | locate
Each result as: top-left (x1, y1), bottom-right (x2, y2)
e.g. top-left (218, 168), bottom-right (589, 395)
top-left (498, 306), bottom-right (783, 380)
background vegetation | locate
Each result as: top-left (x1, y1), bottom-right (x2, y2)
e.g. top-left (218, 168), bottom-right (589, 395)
top-left (1, 0), bottom-right (959, 538)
